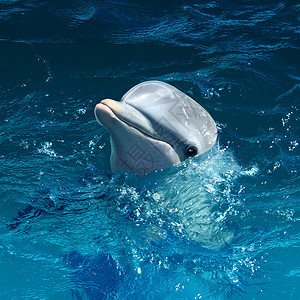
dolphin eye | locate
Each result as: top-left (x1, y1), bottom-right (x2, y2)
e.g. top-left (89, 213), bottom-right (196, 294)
top-left (186, 146), bottom-right (197, 157)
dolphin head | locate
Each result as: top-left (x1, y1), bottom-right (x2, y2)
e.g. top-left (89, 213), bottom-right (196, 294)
top-left (94, 81), bottom-right (217, 175)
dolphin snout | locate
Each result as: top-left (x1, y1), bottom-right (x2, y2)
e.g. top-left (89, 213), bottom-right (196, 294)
top-left (94, 99), bottom-right (117, 127)
top-left (100, 99), bottom-right (121, 112)
top-left (95, 98), bottom-right (126, 130)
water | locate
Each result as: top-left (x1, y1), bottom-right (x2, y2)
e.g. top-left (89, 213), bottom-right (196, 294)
top-left (0, 0), bottom-right (299, 299)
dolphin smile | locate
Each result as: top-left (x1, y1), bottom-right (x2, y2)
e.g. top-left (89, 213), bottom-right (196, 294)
top-left (95, 99), bottom-right (169, 146)
top-left (94, 81), bottom-right (217, 175)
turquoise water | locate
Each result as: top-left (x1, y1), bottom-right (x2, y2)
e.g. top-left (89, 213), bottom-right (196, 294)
top-left (0, 1), bottom-right (299, 299)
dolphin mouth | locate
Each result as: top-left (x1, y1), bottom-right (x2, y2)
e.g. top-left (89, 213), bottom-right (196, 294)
top-left (96, 100), bottom-right (171, 145)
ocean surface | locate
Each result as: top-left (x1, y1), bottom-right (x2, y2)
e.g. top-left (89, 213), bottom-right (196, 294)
top-left (0, 0), bottom-right (299, 299)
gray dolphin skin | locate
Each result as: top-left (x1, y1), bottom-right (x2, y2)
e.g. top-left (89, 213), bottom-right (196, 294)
top-left (94, 81), bottom-right (217, 175)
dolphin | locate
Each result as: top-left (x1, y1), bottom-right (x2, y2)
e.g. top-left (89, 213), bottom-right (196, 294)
top-left (94, 81), bottom-right (217, 175)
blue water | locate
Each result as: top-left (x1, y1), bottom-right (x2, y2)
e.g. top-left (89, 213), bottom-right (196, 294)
top-left (0, 0), bottom-right (299, 299)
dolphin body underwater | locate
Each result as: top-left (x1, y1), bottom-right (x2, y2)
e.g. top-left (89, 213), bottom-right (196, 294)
top-left (94, 81), bottom-right (217, 175)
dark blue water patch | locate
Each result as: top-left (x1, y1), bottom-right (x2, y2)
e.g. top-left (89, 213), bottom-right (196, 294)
top-left (1, 0), bottom-right (299, 48)
top-left (0, 0), bottom-right (183, 43)
top-left (8, 204), bottom-right (51, 233)
top-left (63, 251), bottom-right (123, 300)
top-left (6, 165), bottom-right (112, 233)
